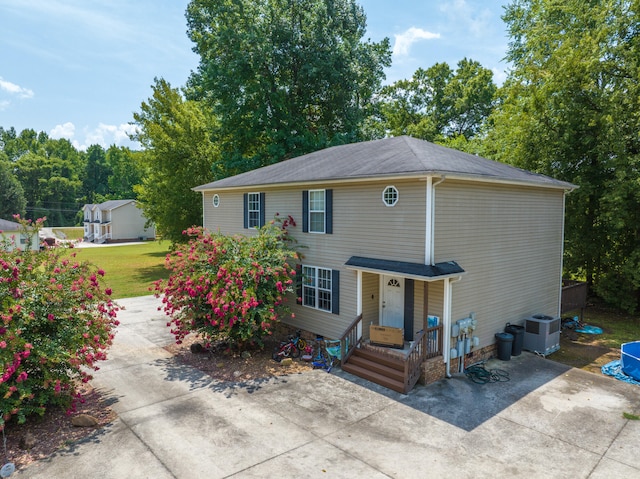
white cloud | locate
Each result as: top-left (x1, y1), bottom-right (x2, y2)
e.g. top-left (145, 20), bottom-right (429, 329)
top-left (393, 27), bottom-right (441, 57)
top-left (50, 121), bottom-right (76, 139)
top-left (0, 76), bottom-right (34, 99)
top-left (0, 100), bottom-right (9, 111)
top-left (49, 122), bottom-right (140, 151)
top-left (439, 0), bottom-right (492, 38)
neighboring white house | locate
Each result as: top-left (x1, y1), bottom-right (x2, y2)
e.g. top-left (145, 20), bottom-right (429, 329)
top-left (82, 200), bottom-right (155, 243)
top-left (193, 136), bottom-right (576, 393)
top-left (0, 218), bottom-right (40, 251)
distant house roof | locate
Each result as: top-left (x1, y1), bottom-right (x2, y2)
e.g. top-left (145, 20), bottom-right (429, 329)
top-left (194, 136), bottom-right (575, 191)
top-left (0, 218), bottom-right (20, 231)
top-left (86, 200), bottom-right (135, 211)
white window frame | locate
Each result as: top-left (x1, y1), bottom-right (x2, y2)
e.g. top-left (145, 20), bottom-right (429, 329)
top-left (308, 189), bottom-right (326, 233)
top-left (212, 194), bottom-right (220, 208)
top-left (247, 192), bottom-right (261, 228)
top-left (302, 265), bottom-right (332, 312)
top-left (382, 185), bottom-right (399, 207)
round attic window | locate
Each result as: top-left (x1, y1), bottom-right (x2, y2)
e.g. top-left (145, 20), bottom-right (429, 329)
top-left (382, 186), bottom-right (398, 207)
top-left (212, 194), bottom-right (220, 208)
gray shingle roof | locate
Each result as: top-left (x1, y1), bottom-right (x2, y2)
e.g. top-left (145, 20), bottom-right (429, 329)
top-left (194, 136), bottom-right (574, 191)
top-left (0, 218), bottom-right (20, 231)
top-left (96, 199), bottom-right (135, 210)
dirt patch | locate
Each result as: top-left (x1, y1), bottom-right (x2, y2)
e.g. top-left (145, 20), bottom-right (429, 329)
top-left (164, 334), bottom-right (315, 381)
top-left (0, 383), bottom-right (117, 471)
top-left (549, 328), bottom-right (619, 375)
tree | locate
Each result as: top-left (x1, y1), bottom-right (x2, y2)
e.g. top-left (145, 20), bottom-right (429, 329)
top-left (485, 0), bottom-right (640, 311)
top-left (185, 0), bottom-right (391, 175)
top-left (376, 59), bottom-right (496, 145)
top-left (105, 146), bottom-right (143, 200)
top-left (131, 78), bottom-right (218, 242)
top-left (82, 144), bottom-right (110, 203)
top-left (0, 155), bottom-right (27, 219)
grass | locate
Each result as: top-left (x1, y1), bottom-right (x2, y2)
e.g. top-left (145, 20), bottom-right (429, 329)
top-left (549, 302), bottom-right (640, 374)
top-left (68, 241), bottom-right (172, 299)
top-left (53, 227), bottom-right (84, 240)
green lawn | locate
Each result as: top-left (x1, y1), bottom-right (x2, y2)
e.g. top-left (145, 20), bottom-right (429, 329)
top-left (69, 241), bottom-right (172, 299)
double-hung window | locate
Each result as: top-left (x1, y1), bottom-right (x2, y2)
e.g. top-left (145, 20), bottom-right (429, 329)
top-left (303, 266), bottom-right (332, 311)
top-left (309, 190), bottom-right (325, 233)
top-left (298, 265), bottom-right (340, 314)
top-left (243, 192), bottom-right (265, 229)
top-left (302, 189), bottom-right (333, 234)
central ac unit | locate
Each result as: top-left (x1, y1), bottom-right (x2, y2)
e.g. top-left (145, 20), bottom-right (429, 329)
top-left (522, 314), bottom-right (560, 356)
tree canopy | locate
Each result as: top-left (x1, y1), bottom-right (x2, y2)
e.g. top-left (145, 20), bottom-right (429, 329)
top-left (377, 59), bottom-right (496, 145)
top-left (485, 0), bottom-right (640, 311)
top-left (185, 0), bottom-right (391, 176)
top-left (131, 78), bottom-right (218, 242)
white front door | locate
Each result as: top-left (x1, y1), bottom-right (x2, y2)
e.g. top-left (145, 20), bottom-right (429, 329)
top-left (381, 275), bottom-right (404, 329)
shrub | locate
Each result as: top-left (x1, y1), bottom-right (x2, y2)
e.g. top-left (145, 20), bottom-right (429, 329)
top-left (0, 217), bottom-right (119, 429)
top-left (155, 217), bottom-right (299, 349)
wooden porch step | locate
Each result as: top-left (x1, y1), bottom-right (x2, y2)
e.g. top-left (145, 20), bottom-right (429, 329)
top-left (342, 348), bottom-right (407, 394)
top-left (346, 354), bottom-right (404, 382)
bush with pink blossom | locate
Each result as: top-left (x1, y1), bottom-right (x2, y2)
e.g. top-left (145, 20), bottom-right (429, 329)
top-left (155, 217), bottom-right (299, 350)
top-left (0, 216), bottom-right (119, 429)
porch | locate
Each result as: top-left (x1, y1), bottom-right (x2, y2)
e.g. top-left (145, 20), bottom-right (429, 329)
top-left (336, 256), bottom-right (464, 393)
top-left (336, 314), bottom-right (444, 394)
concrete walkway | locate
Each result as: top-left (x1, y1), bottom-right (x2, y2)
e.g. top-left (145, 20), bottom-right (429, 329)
top-left (16, 296), bottom-right (640, 478)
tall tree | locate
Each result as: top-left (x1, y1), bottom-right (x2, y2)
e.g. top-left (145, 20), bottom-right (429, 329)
top-left (131, 78), bottom-right (218, 242)
top-left (185, 0), bottom-right (391, 176)
top-left (83, 144), bottom-right (110, 203)
top-left (485, 0), bottom-right (640, 311)
top-left (105, 146), bottom-right (143, 200)
top-left (376, 59), bottom-right (496, 151)
top-left (0, 154), bottom-right (27, 219)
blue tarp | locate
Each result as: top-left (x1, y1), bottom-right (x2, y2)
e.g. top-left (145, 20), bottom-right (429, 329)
top-left (602, 360), bottom-right (640, 386)
top-left (575, 325), bottom-right (603, 334)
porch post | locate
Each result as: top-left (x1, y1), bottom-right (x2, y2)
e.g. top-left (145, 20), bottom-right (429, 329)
top-left (443, 277), bottom-right (452, 367)
top-left (356, 270), bottom-right (363, 339)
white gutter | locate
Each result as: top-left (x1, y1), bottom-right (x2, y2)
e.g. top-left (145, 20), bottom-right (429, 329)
top-left (193, 172), bottom-right (575, 193)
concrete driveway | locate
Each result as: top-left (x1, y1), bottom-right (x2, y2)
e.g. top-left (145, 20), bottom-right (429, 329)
top-left (16, 296), bottom-right (640, 478)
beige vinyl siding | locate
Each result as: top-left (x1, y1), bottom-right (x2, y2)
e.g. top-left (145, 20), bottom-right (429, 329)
top-left (201, 180), bottom-right (428, 339)
top-left (202, 191), bottom-right (247, 235)
top-left (434, 181), bottom-right (564, 347)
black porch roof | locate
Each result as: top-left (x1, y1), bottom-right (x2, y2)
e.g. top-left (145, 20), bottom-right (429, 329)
top-left (344, 256), bottom-right (465, 281)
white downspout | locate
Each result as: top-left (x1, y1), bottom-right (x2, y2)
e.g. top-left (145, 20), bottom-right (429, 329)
top-left (426, 176), bottom-right (446, 266)
top-left (444, 275), bottom-right (462, 378)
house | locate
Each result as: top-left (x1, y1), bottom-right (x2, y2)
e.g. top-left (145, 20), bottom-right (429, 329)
top-left (82, 200), bottom-right (155, 244)
top-left (193, 136), bottom-right (575, 392)
top-left (0, 218), bottom-right (40, 251)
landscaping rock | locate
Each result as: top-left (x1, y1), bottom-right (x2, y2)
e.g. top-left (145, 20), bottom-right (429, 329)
top-left (71, 414), bottom-right (99, 427)
top-left (280, 358), bottom-right (293, 366)
top-left (19, 432), bottom-right (36, 450)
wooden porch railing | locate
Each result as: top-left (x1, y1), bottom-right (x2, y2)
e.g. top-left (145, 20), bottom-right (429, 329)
top-left (425, 323), bottom-right (443, 359)
top-left (403, 329), bottom-right (427, 393)
top-left (339, 313), bottom-right (362, 362)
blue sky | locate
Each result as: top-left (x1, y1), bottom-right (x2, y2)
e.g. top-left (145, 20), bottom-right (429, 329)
top-left (0, 0), bottom-right (510, 151)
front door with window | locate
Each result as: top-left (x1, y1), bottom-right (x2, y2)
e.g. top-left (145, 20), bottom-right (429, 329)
top-left (381, 275), bottom-right (404, 329)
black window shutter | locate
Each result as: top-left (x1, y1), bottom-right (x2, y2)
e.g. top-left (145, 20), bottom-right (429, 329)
top-left (325, 189), bottom-right (333, 234)
top-left (296, 264), bottom-right (303, 304)
top-left (331, 269), bottom-right (340, 315)
top-left (243, 193), bottom-right (248, 229)
top-left (302, 190), bottom-right (309, 233)
top-left (259, 192), bottom-right (266, 227)
top-left (403, 279), bottom-right (414, 341)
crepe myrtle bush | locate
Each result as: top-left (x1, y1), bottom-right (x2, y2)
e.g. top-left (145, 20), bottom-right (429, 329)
top-left (0, 216), bottom-right (119, 429)
top-left (154, 215), bottom-right (299, 350)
